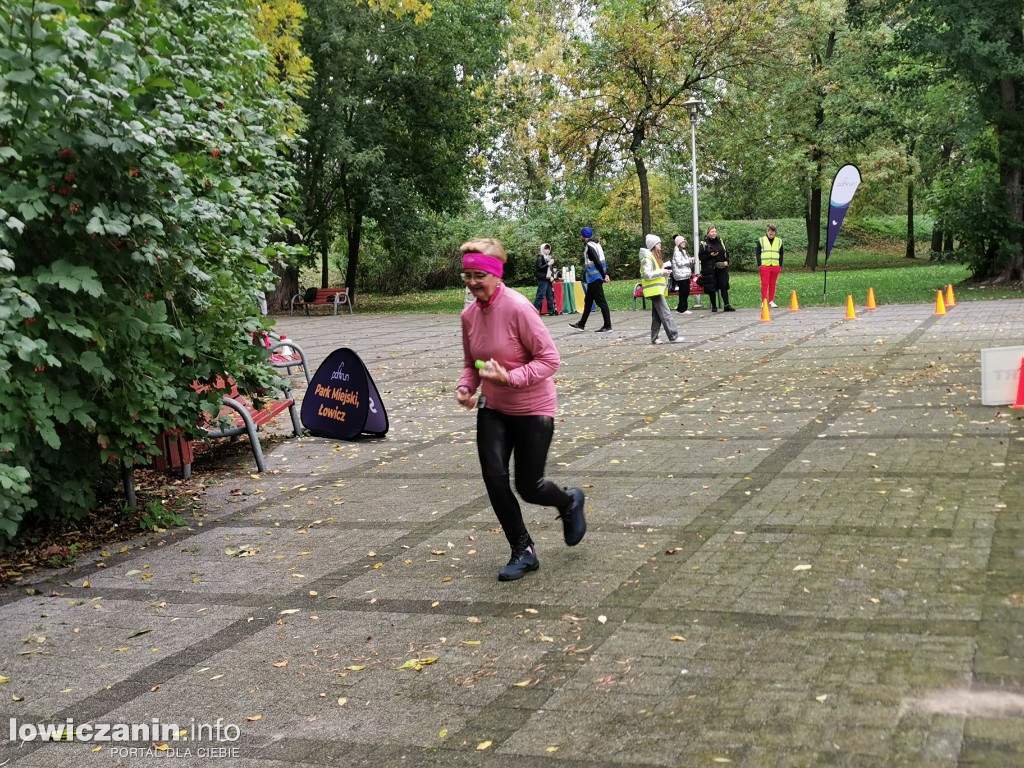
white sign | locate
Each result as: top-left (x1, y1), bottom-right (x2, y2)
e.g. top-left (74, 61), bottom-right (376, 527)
top-left (980, 346), bottom-right (1024, 405)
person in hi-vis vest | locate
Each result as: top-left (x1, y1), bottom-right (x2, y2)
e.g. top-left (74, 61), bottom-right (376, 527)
top-left (756, 224), bottom-right (784, 308)
top-left (639, 235), bottom-right (681, 344)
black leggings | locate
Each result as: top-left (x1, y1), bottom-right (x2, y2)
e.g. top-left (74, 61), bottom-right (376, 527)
top-left (477, 408), bottom-right (572, 550)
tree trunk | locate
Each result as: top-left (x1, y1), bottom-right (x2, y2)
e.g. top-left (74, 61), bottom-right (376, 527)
top-left (905, 178), bottom-right (915, 259)
top-left (994, 77), bottom-right (1023, 283)
top-left (635, 154), bottom-right (651, 237)
top-left (930, 225), bottom-right (944, 257)
top-left (803, 32), bottom-right (834, 272)
top-left (805, 179), bottom-right (822, 271)
top-left (344, 213), bottom-right (363, 303)
top-left (266, 262), bottom-right (300, 312)
top-left (320, 238), bottom-right (330, 289)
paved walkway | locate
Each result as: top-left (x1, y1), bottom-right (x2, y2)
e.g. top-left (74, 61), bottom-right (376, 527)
top-left (2, 299), bottom-right (1024, 767)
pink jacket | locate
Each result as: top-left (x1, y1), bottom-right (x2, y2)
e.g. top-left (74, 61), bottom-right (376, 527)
top-left (458, 284), bottom-right (560, 416)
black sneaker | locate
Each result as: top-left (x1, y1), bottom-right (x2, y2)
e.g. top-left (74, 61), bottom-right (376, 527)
top-left (557, 488), bottom-right (587, 546)
top-left (723, 305), bottom-right (736, 312)
top-left (595, 326), bottom-right (612, 333)
top-left (498, 544), bottom-right (539, 581)
top-left (569, 321), bottom-right (585, 331)
top-left (711, 306), bottom-right (718, 313)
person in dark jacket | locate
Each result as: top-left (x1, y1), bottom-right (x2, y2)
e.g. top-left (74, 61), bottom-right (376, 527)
top-left (533, 242), bottom-right (558, 315)
top-left (569, 227), bottom-right (613, 332)
top-left (698, 225), bottom-right (734, 312)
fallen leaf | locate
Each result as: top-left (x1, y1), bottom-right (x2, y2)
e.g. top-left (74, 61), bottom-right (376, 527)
top-left (247, 715), bottom-right (263, 721)
top-left (438, 728), bottom-right (448, 739)
top-left (793, 564), bottom-right (812, 572)
top-left (0, 676), bottom-right (9, 684)
top-left (598, 615), bottom-right (607, 624)
top-left (127, 629), bottom-right (154, 639)
top-left (397, 657), bottom-right (438, 671)
top-left (337, 697), bottom-right (348, 707)
top-left (344, 665), bottom-right (365, 671)
top-left (279, 609), bottom-right (300, 615)
top-left (670, 636), bottom-right (686, 642)
top-left (273, 661), bottom-right (288, 668)
top-left (477, 741), bottom-right (492, 751)
top-left (816, 694), bottom-right (828, 702)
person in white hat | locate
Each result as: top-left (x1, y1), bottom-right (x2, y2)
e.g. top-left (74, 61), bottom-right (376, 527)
top-left (639, 234), bottom-right (682, 345)
top-left (669, 234), bottom-right (696, 313)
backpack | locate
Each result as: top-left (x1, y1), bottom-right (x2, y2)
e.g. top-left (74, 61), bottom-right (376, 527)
top-left (303, 286), bottom-right (318, 302)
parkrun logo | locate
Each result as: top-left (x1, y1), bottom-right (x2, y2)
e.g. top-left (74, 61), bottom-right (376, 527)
top-left (10, 717), bottom-right (241, 757)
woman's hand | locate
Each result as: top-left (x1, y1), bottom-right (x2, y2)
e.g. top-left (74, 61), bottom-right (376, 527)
top-left (477, 359), bottom-right (510, 386)
top-left (455, 385), bottom-right (477, 409)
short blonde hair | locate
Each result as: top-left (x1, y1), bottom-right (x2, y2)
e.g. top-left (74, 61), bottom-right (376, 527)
top-left (460, 238), bottom-right (507, 263)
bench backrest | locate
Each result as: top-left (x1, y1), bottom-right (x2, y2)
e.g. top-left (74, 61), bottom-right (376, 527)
top-left (313, 288), bottom-right (347, 302)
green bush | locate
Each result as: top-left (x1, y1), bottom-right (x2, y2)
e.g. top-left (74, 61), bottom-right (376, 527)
top-left (0, 0), bottom-right (301, 545)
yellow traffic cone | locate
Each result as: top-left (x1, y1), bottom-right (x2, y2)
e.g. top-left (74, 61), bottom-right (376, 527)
top-left (845, 295), bottom-right (857, 320)
top-left (945, 283), bottom-right (957, 308)
top-left (760, 299), bottom-right (772, 322)
top-left (789, 290), bottom-right (800, 311)
top-left (934, 289), bottom-right (946, 315)
top-left (866, 287), bottom-right (877, 310)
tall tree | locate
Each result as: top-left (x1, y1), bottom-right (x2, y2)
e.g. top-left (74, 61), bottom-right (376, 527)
top-left (298, 0), bottom-right (506, 298)
top-left (852, 0), bottom-right (1024, 281)
top-left (557, 0), bottom-right (781, 237)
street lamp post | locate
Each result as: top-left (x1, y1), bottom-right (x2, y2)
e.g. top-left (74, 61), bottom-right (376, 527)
top-left (682, 98), bottom-right (704, 305)
top-left (682, 98), bottom-right (703, 273)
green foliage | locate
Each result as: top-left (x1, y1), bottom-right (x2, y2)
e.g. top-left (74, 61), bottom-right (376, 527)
top-left (298, 0), bottom-right (507, 293)
top-left (46, 543), bottom-right (79, 569)
top-left (0, 0), bottom-right (301, 544)
top-left (138, 500), bottom-right (188, 532)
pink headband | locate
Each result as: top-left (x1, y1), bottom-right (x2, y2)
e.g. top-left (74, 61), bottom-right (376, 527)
top-left (462, 252), bottom-right (504, 278)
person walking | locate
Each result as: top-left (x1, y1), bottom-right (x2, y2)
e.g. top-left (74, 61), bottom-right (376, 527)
top-left (698, 224), bottom-right (734, 312)
top-left (569, 227), bottom-right (612, 332)
top-left (669, 234), bottom-right (696, 313)
top-left (533, 242), bottom-right (559, 315)
top-left (756, 224), bottom-right (784, 308)
top-left (455, 238), bottom-right (587, 582)
top-left (640, 234), bottom-right (682, 345)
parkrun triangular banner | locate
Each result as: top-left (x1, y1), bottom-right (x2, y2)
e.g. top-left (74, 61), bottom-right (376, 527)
top-left (301, 348), bottom-right (388, 440)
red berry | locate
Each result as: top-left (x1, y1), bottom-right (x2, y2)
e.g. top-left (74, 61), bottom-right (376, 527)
top-left (33, 365), bottom-right (46, 373)
top-left (145, 293), bottom-right (153, 299)
top-left (212, 149), bottom-right (220, 158)
top-left (59, 148), bottom-right (72, 160)
top-left (204, 179), bottom-right (212, 189)
top-left (64, 172), bottom-right (75, 183)
top-left (130, 168), bottom-right (139, 177)
top-left (25, 317), bottom-right (36, 326)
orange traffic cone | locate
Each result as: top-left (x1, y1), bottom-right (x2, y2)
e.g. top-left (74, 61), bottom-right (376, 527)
top-left (1011, 358), bottom-right (1024, 410)
top-left (760, 299), bottom-right (772, 322)
top-left (866, 287), bottom-right (877, 310)
top-left (789, 290), bottom-right (800, 311)
top-left (845, 295), bottom-right (856, 320)
top-left (945, 283), bottom-right (957, 308)
top-left (934, 289), bottom-right (946, 315)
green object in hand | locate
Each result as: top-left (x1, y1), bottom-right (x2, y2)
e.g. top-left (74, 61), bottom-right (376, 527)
top-left (475, 360), bottom-right (486, 369)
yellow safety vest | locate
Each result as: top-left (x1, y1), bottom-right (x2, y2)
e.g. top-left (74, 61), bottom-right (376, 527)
top-left (641, 255), bottom-right (667, 298)
top-left (758, 236), bottom-right (781, 267)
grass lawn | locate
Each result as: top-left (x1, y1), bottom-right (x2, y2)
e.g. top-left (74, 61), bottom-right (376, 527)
top-left (348, 250), bottom-right (1020, 315)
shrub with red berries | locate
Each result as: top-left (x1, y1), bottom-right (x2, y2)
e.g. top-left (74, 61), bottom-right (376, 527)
top-left (0, 0), bottom-right (303, 543)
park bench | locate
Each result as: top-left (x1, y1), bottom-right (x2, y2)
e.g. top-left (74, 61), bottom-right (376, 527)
top-left (633, 275), bottom-right (705, 310)
top-left (259, 332), bottom-right (311, 384)
top-left (148, 375), bottom-right (302, 482)
top-left (290, 287), bottom-right (353, 315)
